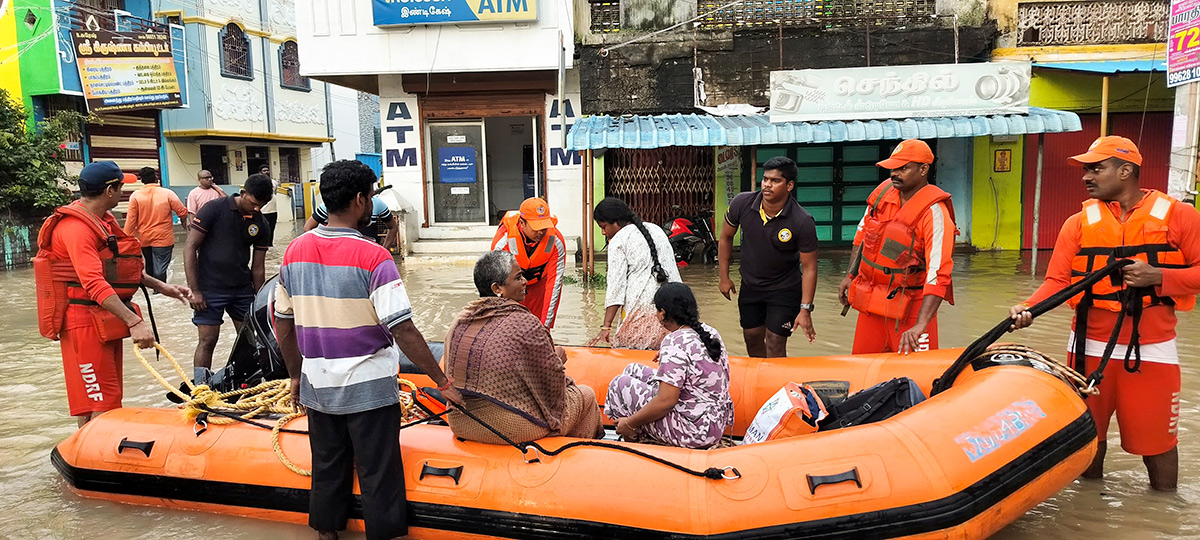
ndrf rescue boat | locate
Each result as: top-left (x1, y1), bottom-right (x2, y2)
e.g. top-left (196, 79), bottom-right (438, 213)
top-left (53, 341), bottom-right (1096, 539)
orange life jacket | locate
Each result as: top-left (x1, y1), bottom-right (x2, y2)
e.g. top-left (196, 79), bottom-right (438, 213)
top-left (849, 181), bottom-right (955, 320)
top-left (33, 202), bottom-right (144, 340)
top-left (1067, 190), bottom-right (1195, 313)
top-left (497, 210), bottom-right (559, 286)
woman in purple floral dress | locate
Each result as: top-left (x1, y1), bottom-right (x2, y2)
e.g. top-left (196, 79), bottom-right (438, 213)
top-left (604, 282), bottom-right (735, 448)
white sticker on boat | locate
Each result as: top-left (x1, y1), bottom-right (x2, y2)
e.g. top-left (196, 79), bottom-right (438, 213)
top-left (954, 400), bottom-right (1046, 463)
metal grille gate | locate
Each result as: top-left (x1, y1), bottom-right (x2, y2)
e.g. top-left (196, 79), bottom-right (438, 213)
top-left (605, 147), bottom-right (716, 227)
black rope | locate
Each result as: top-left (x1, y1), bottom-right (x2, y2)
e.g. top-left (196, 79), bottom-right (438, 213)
top-left (449, 402), bottom-right (734, 480)
top-left (931, 258), bottom-right (1136, 396)
top-left (139, 285), bottom-right (161, 360)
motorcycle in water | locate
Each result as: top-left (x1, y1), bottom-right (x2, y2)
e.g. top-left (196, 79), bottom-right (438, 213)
top-left (664, 207), bottom-right (719, 267)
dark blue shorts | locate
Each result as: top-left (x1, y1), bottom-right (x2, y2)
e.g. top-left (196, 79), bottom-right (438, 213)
top-left (192, 290), bottom-right (254, 326)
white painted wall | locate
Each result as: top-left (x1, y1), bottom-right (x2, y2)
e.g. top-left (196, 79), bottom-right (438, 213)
top-left (295, 0), bottom-right (574, 77)
top-left (379, 75), bottom-right (424, 218)
top-left (544, 69), bottom-right (583, 240)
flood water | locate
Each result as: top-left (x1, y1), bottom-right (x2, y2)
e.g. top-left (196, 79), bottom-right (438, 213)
top-left (2, 224), bottom-right (1198, 539)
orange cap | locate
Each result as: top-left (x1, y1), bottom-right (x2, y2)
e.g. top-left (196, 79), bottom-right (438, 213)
top-left (1068, 136), bottom-right (1143, 166)
top-left (519, 197), bottom-right (555, 231)
top-left (122, 173), bottom-right (138, 183)
top-left (877, 139), bottom-right (935, 169)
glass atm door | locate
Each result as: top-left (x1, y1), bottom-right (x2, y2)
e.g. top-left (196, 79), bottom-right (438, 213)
top-left (428, 122), bottom-right (487, 224)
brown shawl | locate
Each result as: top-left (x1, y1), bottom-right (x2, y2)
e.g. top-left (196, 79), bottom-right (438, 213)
top-left (444, 297), bottom-right (567, 431)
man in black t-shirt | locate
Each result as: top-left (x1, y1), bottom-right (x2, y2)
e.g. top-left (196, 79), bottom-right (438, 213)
top-left (718, 156), bottom-right (819, 358)
top-left (184, 174), bottom-right (273, 384)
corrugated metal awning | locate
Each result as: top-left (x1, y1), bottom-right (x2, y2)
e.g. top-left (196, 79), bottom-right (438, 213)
top-left (1034, 60), bottom-right (1166, 74)
top-left (566, 107), bottom-right (1082, 150)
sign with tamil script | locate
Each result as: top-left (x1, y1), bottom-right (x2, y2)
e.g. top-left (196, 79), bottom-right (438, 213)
top-left (1169, 0), bottom-right (1200, 87)
top-left (71, 30), bottom-right (182, 113)
top-left (769, 62), bottom-right (1031, 123)
top-left (373, 0), bottom-right (537, 26)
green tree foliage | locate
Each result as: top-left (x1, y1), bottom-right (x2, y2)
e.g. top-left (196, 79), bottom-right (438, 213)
top-left (0, 88), bottom-right (86, 219)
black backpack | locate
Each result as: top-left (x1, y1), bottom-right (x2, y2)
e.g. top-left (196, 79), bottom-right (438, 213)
top-left (817, 377), bottom-right (926, 432)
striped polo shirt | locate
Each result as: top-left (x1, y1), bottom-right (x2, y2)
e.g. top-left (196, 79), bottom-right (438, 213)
top-left (274, 225), bottom-right (412, 414)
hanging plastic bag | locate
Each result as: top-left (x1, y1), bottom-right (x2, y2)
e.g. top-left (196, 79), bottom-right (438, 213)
top-left (744, 382), bottom-right (829, 444)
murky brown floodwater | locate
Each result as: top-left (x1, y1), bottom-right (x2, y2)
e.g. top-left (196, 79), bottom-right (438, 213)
top-left (2, 224), bottom-right (1198, 539)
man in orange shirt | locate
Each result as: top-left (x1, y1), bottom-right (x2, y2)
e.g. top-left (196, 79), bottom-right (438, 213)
top-left (124, 167), bottom-right (188, 282)
top-left (491, 197), bottom-right (566, 328)
top-left (1010, 136), bottom-right (1200, 491)
top-left (839, 139), bottom-right (956, 355)
top-left (35, 161), bottom-right (191, 427)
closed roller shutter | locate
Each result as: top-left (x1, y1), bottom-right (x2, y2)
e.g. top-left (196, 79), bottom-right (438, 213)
top-left (87, 110), bottom-right (162, 213)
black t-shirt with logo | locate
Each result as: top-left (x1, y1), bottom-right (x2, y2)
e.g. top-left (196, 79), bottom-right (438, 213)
top-left (725, 191), bottom-right (819, 291)
top-left (191, 195), bottom-right (271, 293)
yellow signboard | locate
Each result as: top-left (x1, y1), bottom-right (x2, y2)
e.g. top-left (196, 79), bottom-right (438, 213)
top-left (72, 30), bottom-right (182, 113)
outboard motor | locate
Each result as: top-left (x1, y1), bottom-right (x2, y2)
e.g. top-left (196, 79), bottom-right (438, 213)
top-left (203, 275), bottom-right (289, 393)
top-left (173, 275), bottom-right (447, 404)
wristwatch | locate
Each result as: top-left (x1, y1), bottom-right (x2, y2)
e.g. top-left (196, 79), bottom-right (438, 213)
top-left (799, 303), bottom-right (815, 312)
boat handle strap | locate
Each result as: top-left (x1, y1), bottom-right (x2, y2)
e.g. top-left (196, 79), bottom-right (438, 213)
top-left (807, 467), bottom-right (861, 494)
top-left (419, 462), bottom-right (464, 485)
top-left (117, 437), bottom-right (155, 458)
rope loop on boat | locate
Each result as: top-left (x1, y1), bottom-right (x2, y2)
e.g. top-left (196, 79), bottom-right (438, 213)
top-left (273, 411), bottom-right (311, 476)
top-left (132, 344), bottom-right (427, 476)
top-left (932, 258), bottom-right (1135, 397)
top-left (965, 343), bottom-right (1098, 397)
top-left (451, 399), bottom-right (739, 481)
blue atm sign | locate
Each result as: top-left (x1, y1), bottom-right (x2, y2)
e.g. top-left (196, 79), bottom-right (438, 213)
top-left (373, 0), bottom-right (537, 26)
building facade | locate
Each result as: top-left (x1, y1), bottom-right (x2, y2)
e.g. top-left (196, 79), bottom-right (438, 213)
top-left (157, 0), bottom-right (335, 222)
top-left (573, 0), bottom-right (1015, 250)
top-left (295, 0), bottom-right (582, 253)
top-left (979, 0), bottom-right (1178, 251)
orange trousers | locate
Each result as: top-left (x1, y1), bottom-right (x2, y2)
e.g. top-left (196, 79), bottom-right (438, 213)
top-left (60, 308), bottom-right (124, 416)
top-left (851, 311), bottom-right (939, 354)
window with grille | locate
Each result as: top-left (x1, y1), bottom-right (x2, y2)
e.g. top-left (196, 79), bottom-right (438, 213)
top-left (279, 41), bottom-right (310, 91)
top-left (220, 23), bottom-right (252, 79)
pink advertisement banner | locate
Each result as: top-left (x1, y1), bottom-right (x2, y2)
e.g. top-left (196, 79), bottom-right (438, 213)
top-left (1169, 0), bottom-right (1200, 87)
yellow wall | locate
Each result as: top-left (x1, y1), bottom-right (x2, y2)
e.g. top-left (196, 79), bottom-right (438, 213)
top-left (0, 0), bottom-right (22, 103)
top-left (1030, 69), bottom-right (1173, 113)
top-left (971, 136), bottom-right (1025, 250)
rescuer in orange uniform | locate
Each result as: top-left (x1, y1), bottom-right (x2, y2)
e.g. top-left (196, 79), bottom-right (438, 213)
top-left (490, 197), bottom-right (567, 328)
top-left (1009, 136), bottom-right (1200, 491)
top-left (839, 139), bottom-right (957, 355)
top-left (34, 161), bottom-right (192, 428)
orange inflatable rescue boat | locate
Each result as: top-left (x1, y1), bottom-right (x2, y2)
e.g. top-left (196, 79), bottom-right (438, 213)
top-left (53, 344), bottom-right (1096, 539)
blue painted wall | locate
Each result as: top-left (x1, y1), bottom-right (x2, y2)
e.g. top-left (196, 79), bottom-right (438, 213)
top-left (934, 137), bottom-right (974, 245)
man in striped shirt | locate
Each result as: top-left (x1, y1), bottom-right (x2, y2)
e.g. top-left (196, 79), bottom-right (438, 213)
top-left (275, 160), bottom-right (460, 540)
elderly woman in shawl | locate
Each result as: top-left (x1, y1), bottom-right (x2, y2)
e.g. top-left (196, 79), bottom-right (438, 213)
top-left (444, 250), bottom-right (604, 444)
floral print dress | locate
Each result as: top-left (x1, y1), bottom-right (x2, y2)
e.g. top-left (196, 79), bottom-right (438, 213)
top-left (604, 324), bottom-right (735, 448)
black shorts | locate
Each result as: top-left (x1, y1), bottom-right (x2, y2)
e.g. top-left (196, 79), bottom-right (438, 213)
top-left (738, 283), bottom-right (803, 336)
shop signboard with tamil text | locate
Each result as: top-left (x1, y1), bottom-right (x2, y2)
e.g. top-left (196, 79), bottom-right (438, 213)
top-left (71, 30), bottom-right (182, 114)
top-left (1169, 0), bottom-right (1200, 87)
top-left (769, 62), bottom-right (1030, 123)
top-left (373, 0), bottom-right (537, 26)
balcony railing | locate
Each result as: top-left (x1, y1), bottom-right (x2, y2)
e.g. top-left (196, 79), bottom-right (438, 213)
top-left (59, 3), bottom-right (167, 34)
top-left (697, 0), bottom-right (936, 29)
top-left (590, 0), bottom-right (621, 33)
top-left (1017, 0), bottom-right (1167, 46)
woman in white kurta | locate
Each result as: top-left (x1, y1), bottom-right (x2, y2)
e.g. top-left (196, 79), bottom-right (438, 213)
top-left (588, 198), bottom-right (681, 349)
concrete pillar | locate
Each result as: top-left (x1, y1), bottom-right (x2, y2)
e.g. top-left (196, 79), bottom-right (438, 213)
top-left (1168, 82), bottom-right (1200, 202)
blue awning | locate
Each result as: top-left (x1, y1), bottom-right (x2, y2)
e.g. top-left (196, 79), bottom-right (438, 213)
top-left (566, 107), bottom-right (1082, 150)
top-left (1034, 60), bottom-right (1166, 74)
